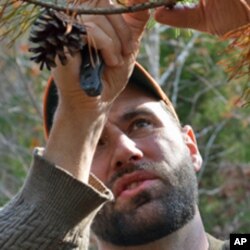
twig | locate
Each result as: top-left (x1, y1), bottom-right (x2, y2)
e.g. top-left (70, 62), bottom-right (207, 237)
top-left (0, 132), bottom-right (29, 170)
top-left (171, 58), bottom-right (183, 106)
top-left (199, 187), bottom-right (222, 196)
top-left (195, 125), bottom-right (216, 139)
top-left (21, 0), bottom-right (177, 15)
top-left (198, 119), bottom-right (228, 182)
top-left (187, 79), bottom-right (227, 120)
top-left (143, 24), bottom-right (160, 82)
top-left (15, 57), bottom-right (43, 120)
top-left (208, 146), bottom-right (237, 161)
top-left (159, 32), bottom-right (200, 86)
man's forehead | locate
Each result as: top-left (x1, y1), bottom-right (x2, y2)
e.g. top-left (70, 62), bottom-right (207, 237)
top-left (109, 99), bottom-right (165, 125)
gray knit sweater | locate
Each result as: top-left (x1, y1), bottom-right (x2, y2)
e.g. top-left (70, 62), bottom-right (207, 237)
top-left (0, 149), bottom-right (112, 250)
top-left (0, 149), bottom-right (229, 250)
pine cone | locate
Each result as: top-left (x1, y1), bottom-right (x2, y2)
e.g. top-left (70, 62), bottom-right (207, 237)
top-left (29, 9), bottom-right (87, 70)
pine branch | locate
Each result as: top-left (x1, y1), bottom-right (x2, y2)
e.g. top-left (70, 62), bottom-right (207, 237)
top-left (0, 0), bottom-right (178, 45)
top-left (21, 0), bottom-right (177, 15)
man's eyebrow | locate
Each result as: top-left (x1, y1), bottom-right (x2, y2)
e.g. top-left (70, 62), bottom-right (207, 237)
top-left (119, 108), bottom-right (154, 123)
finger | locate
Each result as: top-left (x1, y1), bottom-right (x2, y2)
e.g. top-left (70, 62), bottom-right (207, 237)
top-left (95, 1), bottom-right (133, 56)
top-left (52, 52), bottom-right (83, 94)
top-left (84, 22), bottom-right (123, 66)
top-left (122, 0), bottom-right (150, 42)
top-left (87, 14), bottom-right (123, 56)
top-left (107, 12), bottom-right (133, 55)
top-left (154, 5), bottom-right (207, 33)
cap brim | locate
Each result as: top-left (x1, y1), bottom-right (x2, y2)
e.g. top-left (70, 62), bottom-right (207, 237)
top-left (43, 62), bottom-right (178, 138)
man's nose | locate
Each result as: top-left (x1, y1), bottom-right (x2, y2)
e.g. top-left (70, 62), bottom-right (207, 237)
top-left (111, 133), bottom-right (143, 169)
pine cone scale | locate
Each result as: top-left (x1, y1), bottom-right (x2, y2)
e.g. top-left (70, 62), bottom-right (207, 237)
top-left (29, 9), bottom-right (87, 71)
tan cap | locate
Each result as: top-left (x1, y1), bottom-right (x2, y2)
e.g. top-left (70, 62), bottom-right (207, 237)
top-left (43, 62), bottom-right (179, 138)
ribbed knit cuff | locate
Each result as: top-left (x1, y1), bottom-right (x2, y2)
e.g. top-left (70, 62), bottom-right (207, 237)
top-left (19, 148), bottom-right (113, 228)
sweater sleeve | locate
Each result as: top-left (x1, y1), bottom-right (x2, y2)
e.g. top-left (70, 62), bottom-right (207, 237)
top-left (0, 148), bottom-right (113, 250)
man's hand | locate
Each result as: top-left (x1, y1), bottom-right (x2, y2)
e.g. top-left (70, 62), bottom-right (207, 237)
top-left (154, 0), bottom-right (250, 36)
top-left (52, 0), bottom-right (150, 107)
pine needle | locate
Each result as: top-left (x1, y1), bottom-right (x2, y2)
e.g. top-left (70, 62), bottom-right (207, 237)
top-left (0, 1), bottom-right (41, 46)
top-left (219, 24), bottom-right (250, 80)
top-left (218, 24), bottom-right (250, 108)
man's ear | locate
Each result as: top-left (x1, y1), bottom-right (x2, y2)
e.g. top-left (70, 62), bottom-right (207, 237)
top-left (182, 125), bottom-right (202, 172)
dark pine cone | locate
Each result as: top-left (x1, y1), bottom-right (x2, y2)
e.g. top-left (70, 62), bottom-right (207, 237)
top-left (29, 9), bottom-right (87, 70)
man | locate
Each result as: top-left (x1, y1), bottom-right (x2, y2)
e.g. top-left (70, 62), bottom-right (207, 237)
top-left (0, 0), bottom-right (249, 249)
top-left (44, 62), bottom-right (207, 249)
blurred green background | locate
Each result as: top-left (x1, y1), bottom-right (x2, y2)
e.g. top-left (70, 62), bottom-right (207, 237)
top-left (0, 22), bottom-right (249, 240)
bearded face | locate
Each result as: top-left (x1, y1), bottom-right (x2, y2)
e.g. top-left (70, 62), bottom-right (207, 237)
top-left (91, 152), bottom-right (198, 246)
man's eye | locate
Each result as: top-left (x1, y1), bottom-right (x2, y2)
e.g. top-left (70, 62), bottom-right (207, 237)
top-left (130, 119), bottom-right (153, 131)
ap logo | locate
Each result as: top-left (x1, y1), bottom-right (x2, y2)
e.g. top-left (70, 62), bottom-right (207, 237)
top-left (230, 234), bottom-right (250, 250)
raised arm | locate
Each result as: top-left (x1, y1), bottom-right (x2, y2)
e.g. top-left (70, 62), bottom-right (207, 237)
top-left (44, 0), bottom-right (150, 183)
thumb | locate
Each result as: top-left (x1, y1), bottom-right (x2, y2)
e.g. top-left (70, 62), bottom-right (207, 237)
top-left (154, 5), bottom-right (207, 33)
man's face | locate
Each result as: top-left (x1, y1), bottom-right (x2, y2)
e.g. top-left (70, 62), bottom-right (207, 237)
top-left (91, 85), bottom-right (199, 246)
